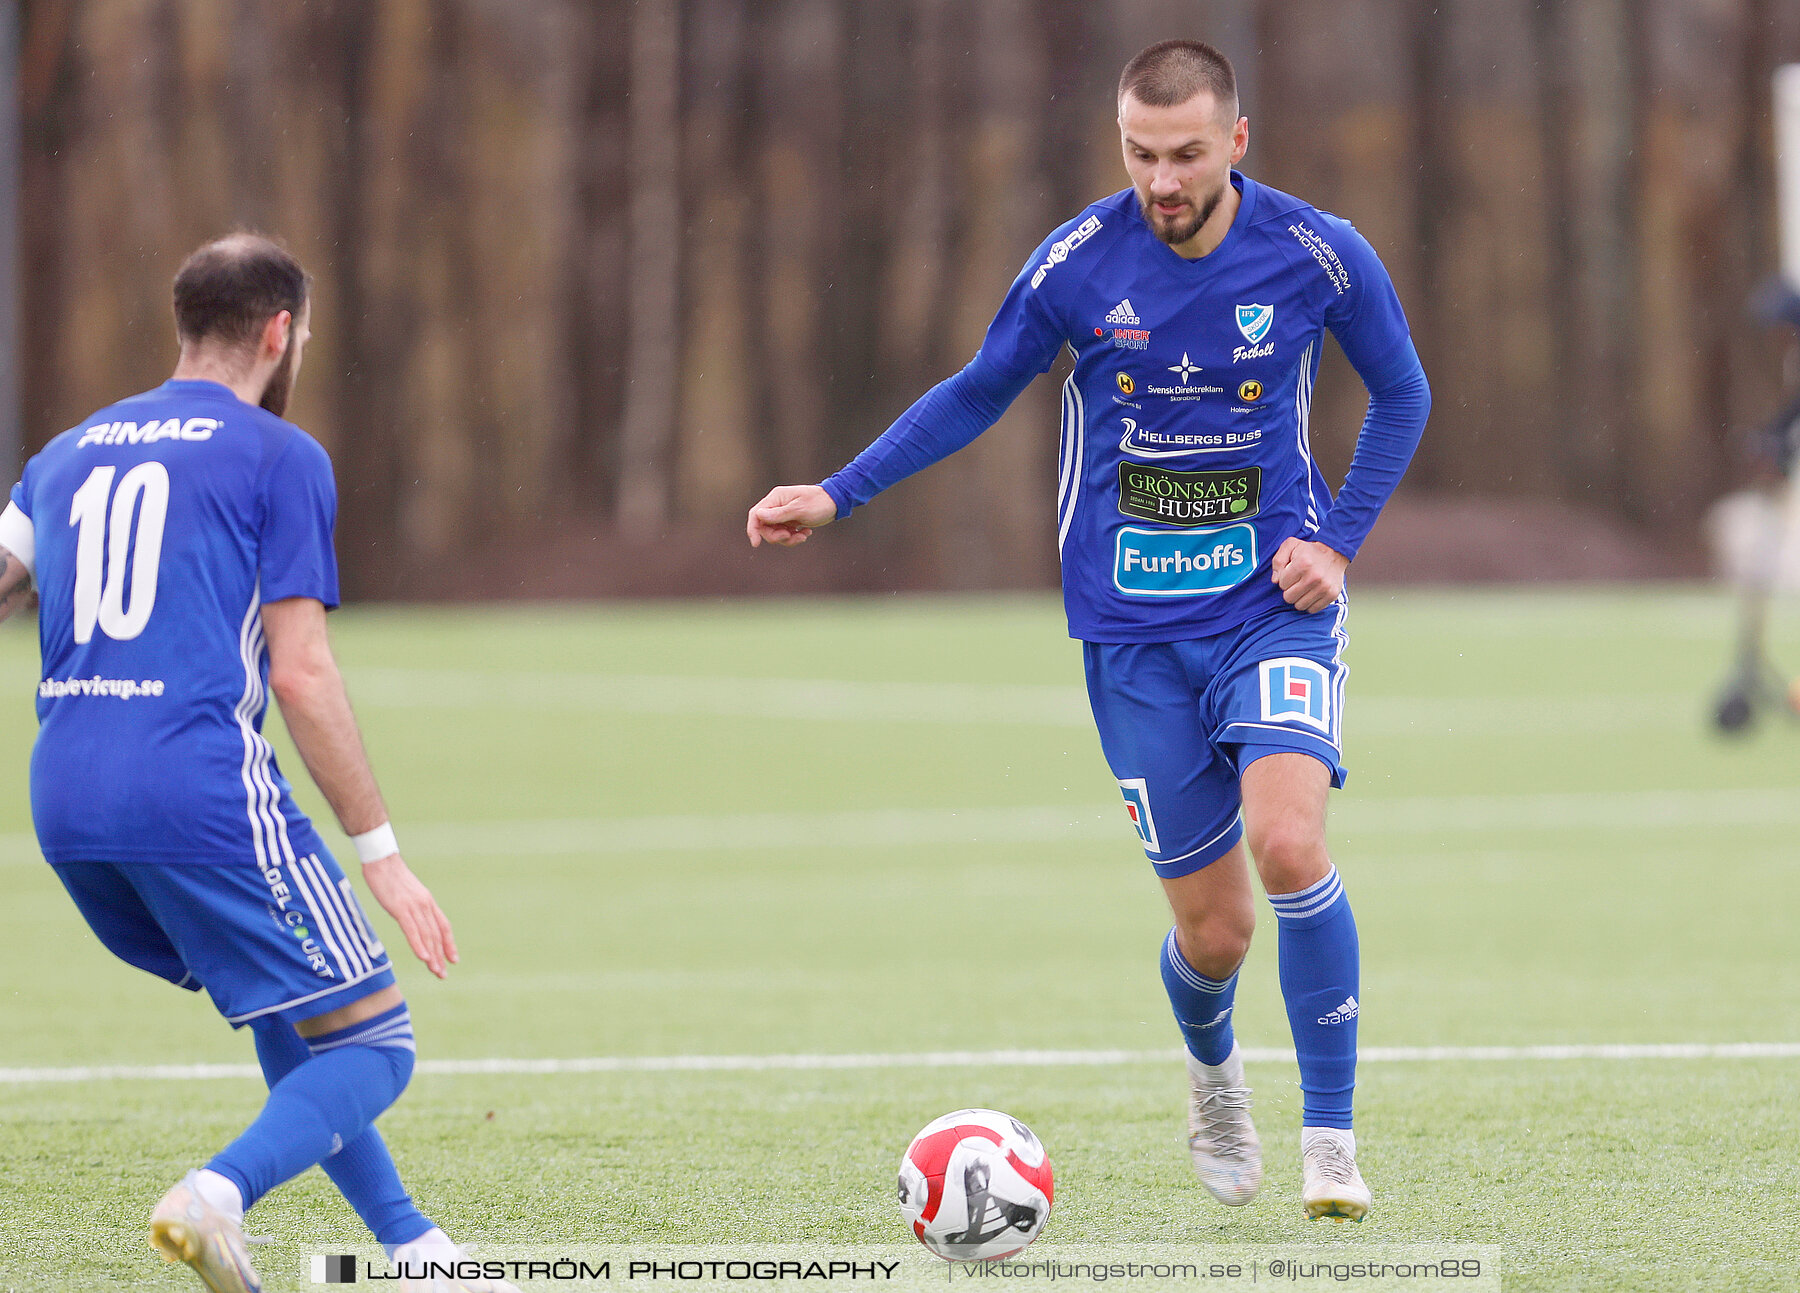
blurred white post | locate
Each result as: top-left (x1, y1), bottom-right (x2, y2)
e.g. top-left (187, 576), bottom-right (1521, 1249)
top-left (615, 0), bottom-right (681, 534)
top-left (0, 3), bottom-right (18, 480)
top-left (1777, 65), bottom-right (1800, 290)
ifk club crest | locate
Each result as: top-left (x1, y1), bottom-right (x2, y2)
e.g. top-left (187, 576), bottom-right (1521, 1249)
top-left (1258, 657), bottom-right (1331, 733)
top-left (1115, 777), bottom-right (1159, 851)
top-left (1235, 303), bottom-right (1274, 345)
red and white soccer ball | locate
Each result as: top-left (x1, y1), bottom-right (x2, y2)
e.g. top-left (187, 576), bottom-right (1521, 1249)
top-left (897, 1109), bottom-right (1054, 1262)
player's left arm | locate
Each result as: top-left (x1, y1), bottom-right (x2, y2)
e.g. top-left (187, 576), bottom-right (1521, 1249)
top-left (257, 433), bottom-right (457, 977)
top-left (1274, 220), bottom-right (1431, 614)
top-left (0, 498), bottom-right (36, 623)
top-left (263, 596), bottom-right (458, 979)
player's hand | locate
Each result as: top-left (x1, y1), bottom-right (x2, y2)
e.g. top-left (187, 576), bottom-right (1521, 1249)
top-left (747, 484), bottom-right (837, 547)
top-left (360, 853), bottom-right (459, 979)
top-left (1271, 536), bottom-right (1349, 613)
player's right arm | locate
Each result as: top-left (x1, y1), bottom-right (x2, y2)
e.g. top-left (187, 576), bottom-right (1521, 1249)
top-left (747, 217), bottom-right (1085, 545)
top-left (0, 547), bottom-right (30, 622)
top-left (745, 354), bottom-right (1046, 548)
top-left (263, 595), bottom-right (458, 979)
top-left (0, 497), bottom-right (36, 623)
top-left (746, 483), bottom-right (837, 548)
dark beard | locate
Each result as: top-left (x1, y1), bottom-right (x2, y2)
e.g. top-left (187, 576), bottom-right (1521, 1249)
top-left (259, 336), bottom-right (298, 416)
top-left (1140, 182), bottom-right (1226, 247)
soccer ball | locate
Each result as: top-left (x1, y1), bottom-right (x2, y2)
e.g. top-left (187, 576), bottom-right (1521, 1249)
top-left (896, 1109), bottom-right (1054, 1261)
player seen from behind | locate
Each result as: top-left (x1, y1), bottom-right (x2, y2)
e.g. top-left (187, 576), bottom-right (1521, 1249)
top-left (0, 235), bottom-right (516, 1292)
top-left (748, 40), bottom-right (1430, 1221)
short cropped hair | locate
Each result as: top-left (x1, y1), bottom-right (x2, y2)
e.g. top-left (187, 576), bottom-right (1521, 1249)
top-left (1118, 39), bottom-right (1239, 118)
top-left (172, 233), bottom-right (309, 348)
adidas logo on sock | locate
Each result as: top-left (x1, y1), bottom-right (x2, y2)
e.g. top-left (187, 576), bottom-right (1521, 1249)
top-left (1178, 1005), bottom-right (1233, 1031)
top-left (1105, 298), bottom-right (1141, 325)
top-left (1316, 995), bottom-right (1359, 1026)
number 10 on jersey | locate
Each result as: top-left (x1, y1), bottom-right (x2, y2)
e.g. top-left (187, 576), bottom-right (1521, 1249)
top-left (69, 462), bottom-right (170, 644)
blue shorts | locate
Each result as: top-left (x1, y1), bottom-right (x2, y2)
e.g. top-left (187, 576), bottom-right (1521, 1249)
top-left (54, 848), bottom-right (396, 1027)
top-left (1084, 599), bottom-right (1349, 879)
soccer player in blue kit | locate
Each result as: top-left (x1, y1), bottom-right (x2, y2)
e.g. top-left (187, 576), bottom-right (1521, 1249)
top-left (0, 236), bottom-right (516, 1292)
top-left (748, 42), bottom-right (1429, 1220)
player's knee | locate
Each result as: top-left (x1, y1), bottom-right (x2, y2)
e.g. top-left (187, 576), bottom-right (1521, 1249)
top-left (377, 1001), bottom-right (417, 1093)
top-left (304, 999), bottom-right (417, 1096)
top-left (1245, 815), bottom-right (1329, 892)
top-left (1173, 911), bottom-right (1253, 979)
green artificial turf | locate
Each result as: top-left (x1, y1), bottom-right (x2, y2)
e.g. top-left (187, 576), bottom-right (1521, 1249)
top-left (1, 589), bottom-right (1796, 1291)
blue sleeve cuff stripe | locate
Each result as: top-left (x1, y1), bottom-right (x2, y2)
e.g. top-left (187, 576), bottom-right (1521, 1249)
top-left (819, 476), bottom-right (854, 522)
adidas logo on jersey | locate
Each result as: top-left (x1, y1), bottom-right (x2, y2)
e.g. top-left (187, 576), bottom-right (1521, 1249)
top-left (1105, 299), bottom-right (1141, 326)
top-left (1316, 996), bottom-right (1359, 1026)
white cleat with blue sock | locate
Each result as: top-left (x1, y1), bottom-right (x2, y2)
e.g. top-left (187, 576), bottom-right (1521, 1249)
top-left (1184, 1043), bottom-right (1263, 1205)
top-left (148, 1171), bottom-right (262, 1293)
top-left (392, 1228), bottom-right (522, 1292)
top-left (1301, 1128), bottom-right (1371, 1221)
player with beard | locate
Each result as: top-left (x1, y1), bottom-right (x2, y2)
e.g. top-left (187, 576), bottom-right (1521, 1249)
top-left (0, 234), bottom-right (515, 1291)
top-left (748, 41), bottom-right (1430, 1219)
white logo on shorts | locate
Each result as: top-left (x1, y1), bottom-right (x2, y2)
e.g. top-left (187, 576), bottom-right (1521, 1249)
top-left (1258, 657), bottom-right (1332, 733)
top-left (1117, 777), bottom-right (1161, 852)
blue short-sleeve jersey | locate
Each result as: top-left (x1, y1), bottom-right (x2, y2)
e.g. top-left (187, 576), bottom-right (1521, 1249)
top-left (10, 379), bottom-right (339, 865)
top-left (823, 173), bottom-right (1426, 643)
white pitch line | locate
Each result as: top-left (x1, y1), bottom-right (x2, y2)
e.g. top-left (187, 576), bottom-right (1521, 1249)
top-left (4, 1043), bottom-right (1798, 1085)
top-left (0, 806), bottom-right (1123, 866)
top-left (342, 666), bottom-right (1690, 737)
top-left (1332, 786), bottom-right (1800, 833)
top-left (347, 668), bottom-right (1094, 728)
top-left (297, 786), bottom-right (1800, 854)
top-left (5, 784), bottom-right (1800, 867)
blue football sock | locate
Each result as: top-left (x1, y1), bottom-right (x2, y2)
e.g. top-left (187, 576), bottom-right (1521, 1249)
top-left (250, 1016), bottom-right (435, 1247)
top-left (1159, 927), bottom-right (1241, 1066)
top-left (209, 1004), bottom-right (417, 1213)
top-left (1268, 866), bottom-right (1359, 1130)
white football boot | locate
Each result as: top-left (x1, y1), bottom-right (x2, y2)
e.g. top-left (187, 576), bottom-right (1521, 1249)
top-left (148, 1172), bottom-right (263, 1293)
top-left (393, 1228), bottom-right (522, 1293)
top-left (1184, 1043), bottom-right (1263, 1204)
top-left (1301, 1127), bottom-right (1372, 1221)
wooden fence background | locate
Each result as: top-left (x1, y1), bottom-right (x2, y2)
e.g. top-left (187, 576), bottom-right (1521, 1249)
top-left (15, 0), bottom-right (1800, 597)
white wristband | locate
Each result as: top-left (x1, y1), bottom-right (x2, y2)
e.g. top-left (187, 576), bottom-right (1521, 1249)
top-left (351, 822), bottom-right (399, 863)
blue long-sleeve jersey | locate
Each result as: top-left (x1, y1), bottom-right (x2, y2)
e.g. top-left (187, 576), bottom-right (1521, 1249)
top-left (823, 174), bottom-right (1430, 643)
